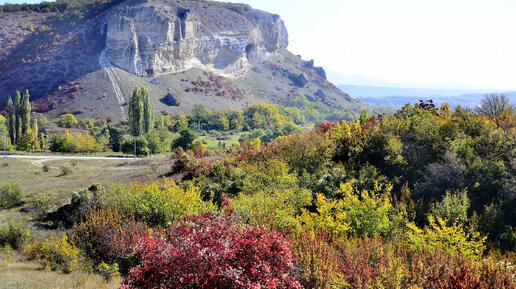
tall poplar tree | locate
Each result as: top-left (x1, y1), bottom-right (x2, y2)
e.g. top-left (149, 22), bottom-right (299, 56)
top-left (141, 86), bottom-right (154, 133)
top-left (14, 90), bottom-right (21, 142)
top-left (31, 119), bottom-right (39, 153)
top-left (128, 87), bottom-right (143, 137)
top-left (21, 89), bottom-right (31, 135)
top-left (6, 97), bottom-right (14, 145)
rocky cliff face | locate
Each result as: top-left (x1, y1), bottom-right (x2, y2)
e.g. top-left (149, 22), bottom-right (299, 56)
top-left (0, 0), bottom-right (359, 119)
top-left (102, 0), bottom-right (288, 77)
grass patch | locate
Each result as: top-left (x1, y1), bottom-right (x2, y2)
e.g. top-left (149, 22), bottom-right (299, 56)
top-left (0, 251), bottom-right (120, 289)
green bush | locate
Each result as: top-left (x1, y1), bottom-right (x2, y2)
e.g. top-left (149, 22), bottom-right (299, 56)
top-left (25, 234), bottom-right (80, 273)
top-left (30, 191), bottom-right (62, 220)
top-left (0, 183), bottom-right (24, 208)
top-left (0, 221), bottom-right (31, 250)
top-left (121, 137), bottom-right (150, 157)
top-left (171, 128), bottom-right (197, 151)
top-left (430, 189), bottom-right (470, 227)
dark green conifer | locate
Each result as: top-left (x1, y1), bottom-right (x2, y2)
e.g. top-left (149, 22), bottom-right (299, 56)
top-left (6, 97), bottom-right (15, 144)
top-left (14, 90), bottom-right (21, 142)
top-left (21, 89), bottom-right (31, 135)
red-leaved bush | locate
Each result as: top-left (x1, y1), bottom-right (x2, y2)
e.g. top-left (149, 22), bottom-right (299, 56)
top-left (121, 212), bottom-right (301, 289)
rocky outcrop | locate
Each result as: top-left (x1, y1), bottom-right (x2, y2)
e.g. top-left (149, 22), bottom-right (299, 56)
top-left (166, 91), bottom-right (179, 106)
top-left (305, 59), bottom-right (327, 80)
top-left (296, 73), bottom-right (309, 87)
top-left (101, 0), bottom-right (289, 77)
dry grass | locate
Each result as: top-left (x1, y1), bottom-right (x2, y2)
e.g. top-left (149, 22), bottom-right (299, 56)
top-left (0, 156), bottom-right (173, 199)
top-left (0, 251), bottom-right (120, 289)
top-left (0, 155), bottom-right (175, 238)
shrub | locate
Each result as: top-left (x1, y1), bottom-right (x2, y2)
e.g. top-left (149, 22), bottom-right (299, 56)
top-left (50, 130), bottom-right (106, 153)
top-left (0, 183), bottom-right (24, 208)
top-left (30, 191), bottom-right (61, 220)
top-left (297, 193), bottom-right (350, 238)
top-left (104, 179), bottom-right (216, 227)
top-left (233, 187), bottom-right (312, 229)
top-left (71, 208), bottom-right (149, 274)
top-left (339, 181), bottom-right (393, 238)
top-left (60, 166), bottom-right (73, 176)
top-left (71, 207), bottom-right (122, 264)
top-left (299, 181), bottom-right (394, 239)
top-left (291, 230), bottom-right (344, 289)
top-left (274, 131), bottom-right (335, 175)
top-left (43, 185), bottom-right (103, 228)
top-left (406, 216), bottom-right (486, 259)
top-left (120, 136), bottom-right (149, 157)
top-left (57, 113), bottom-right (78, 128)
top-left (171, 128), bottom-right (197, 150)
top-left (121, 212), bottom-right (301, 289)
top-left (25, 234), bottom-right (80, 273)
top-left (430, 189), bottom-right (470, 227)
top-left (0, 221), bottom-right (31, 250)
top-left (96, 262), bottom-right (120, 281)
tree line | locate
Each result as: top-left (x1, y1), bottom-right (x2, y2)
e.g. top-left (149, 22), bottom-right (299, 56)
top-left (4, 90), bottom-right (41, 152)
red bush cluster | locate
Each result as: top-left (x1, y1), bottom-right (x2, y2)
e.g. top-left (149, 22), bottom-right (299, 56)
top-left (171, 147), bottom-right (214, 180)
top-left (34, 103), bottom-right (50, 113)
top-left (316, 121), bottom-right (336, 133)
top-left (187, 72), bottom-right (244, 100)
top-left (121, 212), bottom-right (301, 289)
top-left (419, 99), bottom-right (436, 111)
top-left (73, 108), bottom-right (84, 115)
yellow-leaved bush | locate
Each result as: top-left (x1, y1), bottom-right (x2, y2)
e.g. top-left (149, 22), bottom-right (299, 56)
top-left (104, 179), bottom-right (217, 227)
top-left (233, 188), bottom-right (312, 229)
top-left (406, 215), bottom-right (486, 259)
top-left (232, 158), bottom-right (311, 229)
top-left (298, 181), bottom-right (394, 239)
top-left (297, 194), bottom-right (350, 238)
top-left (25, 234), bottom-right (80, 273)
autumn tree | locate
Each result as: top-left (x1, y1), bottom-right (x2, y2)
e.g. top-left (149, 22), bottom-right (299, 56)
top-left (0, 115), bottom-right (7, 140)
top-left (30, 119), bottom-right (40, 153)
top-left (57, 114), bottom-right (78, 128)
top-left (476, 94), bottom-right (514, 119)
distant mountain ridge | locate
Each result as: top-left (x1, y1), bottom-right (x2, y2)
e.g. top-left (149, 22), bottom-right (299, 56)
top-left (338, 85), bottom-right (516, 108)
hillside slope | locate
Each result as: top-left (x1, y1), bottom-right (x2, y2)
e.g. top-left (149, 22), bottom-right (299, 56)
top-left (0, 0), bottom-right (360, 120)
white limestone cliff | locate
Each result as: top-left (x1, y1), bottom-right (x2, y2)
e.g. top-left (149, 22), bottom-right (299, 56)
top-left (101, 0), bottom-right (288, 77)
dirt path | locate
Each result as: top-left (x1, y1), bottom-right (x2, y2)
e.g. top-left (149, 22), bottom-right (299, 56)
top-left (30, 159), bottom-right (50, 167)
top-left (5, 155), bottom-right (134, 161)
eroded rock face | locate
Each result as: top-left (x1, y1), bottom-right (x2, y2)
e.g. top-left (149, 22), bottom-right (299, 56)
top-left (102, 0), bottom-right (288, 77)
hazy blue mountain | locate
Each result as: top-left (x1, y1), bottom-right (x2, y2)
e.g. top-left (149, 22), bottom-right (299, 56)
top-left (338, 85), bottom-right (516, 108)
top-left (326, 69), bottom-right (488, 90)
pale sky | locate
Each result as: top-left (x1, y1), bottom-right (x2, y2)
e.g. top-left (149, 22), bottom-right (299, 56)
top-left (2, 0), bottom-right (516, 89)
